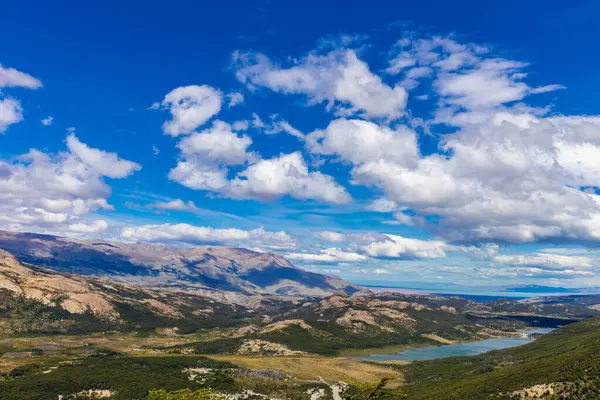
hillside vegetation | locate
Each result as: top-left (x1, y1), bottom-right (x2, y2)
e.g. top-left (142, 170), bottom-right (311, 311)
top-left (3, 247), bottom-right (598, 356)
top-left (400, 318), bottom-right (600, 399)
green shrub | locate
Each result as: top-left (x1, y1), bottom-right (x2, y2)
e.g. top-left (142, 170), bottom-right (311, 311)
top-left (147, 388), bottom-right (226, 400)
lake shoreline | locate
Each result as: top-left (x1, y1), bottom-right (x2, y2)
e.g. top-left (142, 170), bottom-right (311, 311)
top-left (340, 327), bottom-right (538, 358)
top-left (357, 336), bottom-right (535, 362)
top-left (350, 327), bottom-right (559, 362)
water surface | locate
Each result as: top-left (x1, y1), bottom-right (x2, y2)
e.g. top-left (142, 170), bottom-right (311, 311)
top-left (358, 337), bottom-right (533, 362)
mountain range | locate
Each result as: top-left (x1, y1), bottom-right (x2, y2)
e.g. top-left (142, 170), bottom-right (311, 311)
top-left (0, 230), bottom-right (358, 297)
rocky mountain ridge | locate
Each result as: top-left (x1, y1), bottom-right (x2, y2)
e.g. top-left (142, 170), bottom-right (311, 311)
top-left (0, 230), bottom-right (359, 297)
top-left (2, 246), bottom-right (600, 355)
top-left (0, 249), bottom-right (265, 333)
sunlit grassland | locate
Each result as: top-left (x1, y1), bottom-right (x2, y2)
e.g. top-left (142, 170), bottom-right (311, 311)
top-left (208, 354), bottom-right (402, 382)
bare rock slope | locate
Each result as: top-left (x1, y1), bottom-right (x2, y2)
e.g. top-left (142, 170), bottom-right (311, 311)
top-left (0, 248), bottom-right (266, 333)
top-left (0, 230), bottom-right (359, 297)
top-left (0, 249), bottom-right (230, 319)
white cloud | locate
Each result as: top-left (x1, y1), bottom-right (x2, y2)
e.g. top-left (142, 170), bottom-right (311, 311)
top-left (530, 84), bottom-right (566, 94)
top-left (0, 65), bottom-right (42, 133)
top-left (226, 152), bottom-right (351, 203)
top-left (0, 64), bottom-right (42, 88)
top-left (121, 223), bottom-right (297, 250)
top-left (362, 234), bottom-right (447, 259)
top-left (366, 198), bottom-right (398, 213)
top-left (152, 145), bottom-right (160, 155)
top-left (373, 268), bottom-right (392, 275)
top-left (308, 113), bottom-right (600, 243)
top-left (0, 97), bottom-right (23, 133)
top-left (495, 253), bottom-right (594, 270)
top-left (232, 120), bottom-right (249, 131)
top-left (41, 116), bottom-right (54, 126)
top-left (152, 199), bottom-right (197, 211)
top-left (251, 112), bottom-right (265, 128)
top-left (227, 91), bottom-right (244, 107)
top-left (245, 113), bottom-right (304, 139)
top-left (0, 135), bottom-right (139, 235)
top-left (307, 118), bottom-right (418, 166)
top-left (264, 114), bottom-right (304, 139)
top-left (169, 120), bottom-right (254, 193)
top-left (385, 33), bottom-right (563, 126)
top-left (176, 120), bottom-right (254, 165)
top-left (536, 248), bottom-right (590, 255)
top-left (169, 162), bottom-right (229, 192)
top-left (392, 210), bottom-right (422, 227)
top-left (148, 31), bottom-right (600, 258)
top-left (157, 85), bottom-right (222, 136)
top-left (67, 220), bottom-right (109, 233)
top-left (168, 117), bottom-right (349, 204)
top-left (0, 207), bottom-right (69, 226)
top-left (286, 248), bottom-right (368, 263)
top-left (66, 134), bottom-right (141, 178)
top-left (435, 59), bottom-right (531, 110)
top-left (234, 48), bottom-right (407, 119)
top-left (315, 231), bottom-right (347, 242)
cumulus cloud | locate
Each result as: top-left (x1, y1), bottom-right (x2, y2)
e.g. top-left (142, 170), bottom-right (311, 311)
top-left (0, 97), bottom-right (23, 133)
top-left (152, 199), bottom-right (198, 211)
top-left (225, 152), bottom-right (351, 203)
top-left (306, 111), bottom-right (600, 244)
top-left (167, 117), bottom-right (349, 204)
top-left (232, 120), bottom-right (249, 131)
top-left (0, 64), bottom-right (43, 132)
top-left (233, 48), bottom-right (407, 119)
top-left (0, 135), bottom-right (140, 235)
top-left (176, 120), bottom-right (254, 165)
top-left (109, 29), bottom-right (600, 285)
top-left (66, 134), bottom-right (141, 178)
top-left (366, 198), bottom-right (398, 213)
top-left (352, 113), bottom-right (600, 243)
top-left (169, 120), bottom-right (254, 192)
top-left (67, 220), bottom-right (109, 233)
top-left (306, 118), bottom-right (418, 166)
top-left (121, 223), bottom-right (297, 250)
top-left (0, 207), bottom-right (69, 226)
top-left (495, 253), bottom-right (594, 270)
top-left (41, 116), bottom-right (53, 126)
top-left (307, 230), bottom-right (452, 263)
top-left (0, 64), bottom-right (42, 88)
top-left (286, 248), bottom-right (368, 263)
top-left (156, 85), bottom-right (222, 136)
top-left (385, 33), bottom-right (563, 125)
top-left (315, 231), bottom-right (347, 242)
top-left (361, 234), bottom-right (448, 259)
top-left (227, 91), bottom-right (244, 107)
top-left (169, 161), bottom-right (229, 192)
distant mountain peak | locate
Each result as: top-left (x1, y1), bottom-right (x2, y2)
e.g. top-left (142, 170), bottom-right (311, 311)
top-left (0, 230), bottom-right (359, 297)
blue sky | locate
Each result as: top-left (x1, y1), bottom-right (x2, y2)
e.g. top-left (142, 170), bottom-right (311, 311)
top-left (2, 0), bottom-right (600, 288)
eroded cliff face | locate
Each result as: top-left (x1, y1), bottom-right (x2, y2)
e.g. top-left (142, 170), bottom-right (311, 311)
top-left (0, 248), bottom-right (250, 328)
top-left (0, 249), bottom-right (118, 318)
